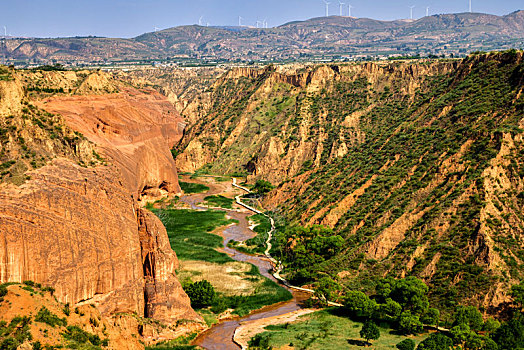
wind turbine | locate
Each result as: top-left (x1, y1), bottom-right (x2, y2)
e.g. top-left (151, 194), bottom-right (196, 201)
top-left (263, 19), bottom-right (268, 28)
top-left (3, 26), bottom-right (6, 38)
top-left (348, 4), bottom-right (353, 17)
top-left (339, 1), bottom-right (345, 16)
top-left (469, 0), bottom-right (472, 13)
top-left (199, 16), bottom-right (203, 26)
top-left (238, 16), bottom-right (244, 27)
top-left (323, 0), bottom-right (331, 17)
top-left (409, 6), bottom-right (415, 20)
top-left (426, 6), bottom-right (429, 17)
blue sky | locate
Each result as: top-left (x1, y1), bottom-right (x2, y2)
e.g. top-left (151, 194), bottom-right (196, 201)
top-left (1, 0), bottom-right (522, 38)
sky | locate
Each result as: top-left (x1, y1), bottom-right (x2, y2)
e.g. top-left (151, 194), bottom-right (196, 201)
top-left (0, 0), bottom-right (522, 38)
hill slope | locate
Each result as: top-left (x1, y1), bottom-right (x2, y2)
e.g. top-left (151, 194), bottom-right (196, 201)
top-left (2, 11), bottom-right (523, 63)
top-left (175, 51), bottom-right (524, 312)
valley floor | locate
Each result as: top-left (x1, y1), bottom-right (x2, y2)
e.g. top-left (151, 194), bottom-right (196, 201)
top-left (148, 175), bottom-right (432, 350)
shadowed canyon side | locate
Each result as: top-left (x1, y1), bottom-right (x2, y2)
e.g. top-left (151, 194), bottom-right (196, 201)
top-left (173, 52), bottom-right (524, 312)
top-left (0, 68), bottom-right (202, 347)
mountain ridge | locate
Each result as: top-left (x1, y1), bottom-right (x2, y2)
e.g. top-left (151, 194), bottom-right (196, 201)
top-left (1, 11), bottom-right (523, 64)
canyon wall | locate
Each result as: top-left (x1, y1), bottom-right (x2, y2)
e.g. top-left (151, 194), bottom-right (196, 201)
top-left (0, 69), bottom-right (202, 347)
top-left (172, 52), bottom-right (524, 312)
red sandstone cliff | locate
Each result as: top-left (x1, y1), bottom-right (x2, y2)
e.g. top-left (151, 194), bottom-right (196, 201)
top-left (0, 70), bottom-right (202, 347)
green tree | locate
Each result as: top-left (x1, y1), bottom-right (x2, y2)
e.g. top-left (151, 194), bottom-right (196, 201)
top-left (450, 323), bottom-right (474, 347)
top-left (253, 180), bottom-right (274, 195)
top-left (483, 318), bottom-right (501, 334)
top-left (183, 280), bottom-right (216, 309)
top-left (360, 320), bottom-right (380, 343)
top-left (378, 298), bottom-right (402, 320)
top-left (416, 333), bottom-right (453, 350)
top-left (389, 277), bottom-right (429, 315)
top-left (396, 338), bottom-right (416, 350)
top-left (511, 282), bottom-right (524, 309)
top-left (492, 314), bottom-right (524, 350)
top-left (314, 277), bottom-right (340, 306)
top-left (376, 277), bottom-right (395, 301)
top-left (453, 306), bottom-right (484, 331)
top-left (399, 311), bottom-right (424, 335)
top-left (344, 291), bottom-right (377, 318)
top-left (421, 308), bottom-right (440, 327)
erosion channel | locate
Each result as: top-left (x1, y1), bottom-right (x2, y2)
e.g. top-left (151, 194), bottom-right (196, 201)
top-left (173, 176), bottom-right (308, 350)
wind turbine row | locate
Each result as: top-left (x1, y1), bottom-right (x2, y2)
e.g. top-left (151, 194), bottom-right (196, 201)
top-left (324, 1), bottom-right (354, 17)
top-left (408, 1), bottom-right (472, 20)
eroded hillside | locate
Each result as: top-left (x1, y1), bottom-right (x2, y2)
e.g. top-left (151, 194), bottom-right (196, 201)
top-left (174, 52), bottom-right (524, 311)
top-left (0, 68), bottom-right (203, 349)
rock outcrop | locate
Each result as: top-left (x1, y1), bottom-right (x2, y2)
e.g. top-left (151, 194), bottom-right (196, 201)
top-left (0, 70), bottom-right (202, 347)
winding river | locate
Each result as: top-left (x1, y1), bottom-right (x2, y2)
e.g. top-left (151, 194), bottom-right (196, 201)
top-left (177, 176), bottom-right (307, 350)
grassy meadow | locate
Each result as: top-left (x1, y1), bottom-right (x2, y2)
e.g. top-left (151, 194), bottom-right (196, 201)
top-left (251, 308), bottom-right (430, 350)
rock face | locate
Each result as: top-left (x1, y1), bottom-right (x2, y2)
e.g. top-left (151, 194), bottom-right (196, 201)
top-left (0, 160), bottom-right (144, 312)
top-left (37, 86), bottom-right (184, 197)
top-left (0, 70), bottom-right (202, 342)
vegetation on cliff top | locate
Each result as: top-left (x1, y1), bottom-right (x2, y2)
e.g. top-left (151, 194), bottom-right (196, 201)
top-left (0, 70), bottom-right (104, 185)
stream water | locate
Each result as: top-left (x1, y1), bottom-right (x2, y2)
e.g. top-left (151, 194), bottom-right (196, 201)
top-left (178, 177), bottom-right (307, 349)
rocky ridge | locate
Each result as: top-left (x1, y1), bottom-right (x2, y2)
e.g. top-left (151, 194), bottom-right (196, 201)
top-left (2, 11), bottom-right (523, 63)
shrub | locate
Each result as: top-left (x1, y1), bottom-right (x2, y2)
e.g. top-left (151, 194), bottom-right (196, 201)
top-left (0, 285), bottom-right (7, 298)
top-left (62, 325), bottom-right (100, 345)
top-left (248, 333), bottom-right (271, 349)
top-left (360, 320), bottom-right (380, 343)
top-left (397, 338), bottom-right (416, 350)
top-left (183, 280), bottom-right (216, 309)
top-left (35, 307), bottom-right (67, 328)
top-left (416, 333), bottom-right (453, 350)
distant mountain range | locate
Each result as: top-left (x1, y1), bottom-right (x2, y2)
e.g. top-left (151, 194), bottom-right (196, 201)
top-left (1, 11), bottom-right (523, 64)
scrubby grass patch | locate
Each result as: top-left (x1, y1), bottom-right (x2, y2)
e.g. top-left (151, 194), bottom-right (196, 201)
top-left (145, 333), bottom-right (198, 350)
top-left (179, 181), bottom-right (210, 194)
top-left (203, 195), bottom-right (234, 209)
top-left (252, 308), bottom-right (428, 349)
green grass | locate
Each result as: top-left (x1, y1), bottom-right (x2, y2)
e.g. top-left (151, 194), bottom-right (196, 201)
top-left (203, 195), bottom-right (234, 209)
top-left (227, 214), bottom-right (271, 255)
top-left (179, 181), bottom-right (210, 194)
top-left (253, 308), bottom-right (429, 349)
top-left (152, 208), bottom-right (235, 263)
